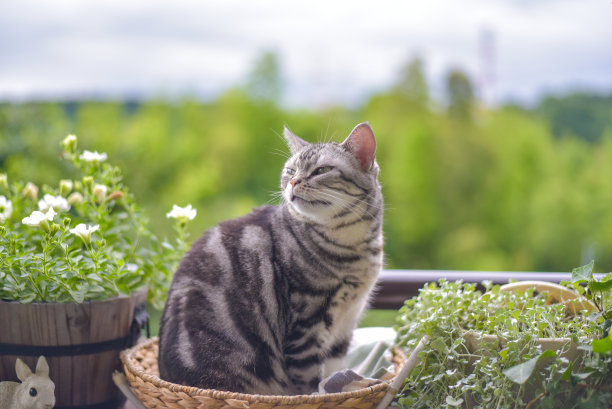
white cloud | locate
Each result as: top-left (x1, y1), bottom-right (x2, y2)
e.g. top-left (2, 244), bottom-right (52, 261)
top-left (0, 0), bottom-right (610, 106)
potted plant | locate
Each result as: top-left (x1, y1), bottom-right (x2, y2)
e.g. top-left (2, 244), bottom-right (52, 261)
top-left (0, 135), bottom-right (194, 408)
top-left (394, 263), bottom-right (612, 409)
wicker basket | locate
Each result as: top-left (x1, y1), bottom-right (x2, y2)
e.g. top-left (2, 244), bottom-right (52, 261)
top-left (121, 337), bottom-right (402, 409)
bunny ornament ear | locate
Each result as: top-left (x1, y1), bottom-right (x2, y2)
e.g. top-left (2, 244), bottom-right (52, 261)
top-left (35, 356), bottom-right (50, 377)
top-left (15, 358), bottom-right (33, 382)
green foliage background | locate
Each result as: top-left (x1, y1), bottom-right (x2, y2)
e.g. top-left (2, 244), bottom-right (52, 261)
top-left (2, 56), bottom-right (612, 273)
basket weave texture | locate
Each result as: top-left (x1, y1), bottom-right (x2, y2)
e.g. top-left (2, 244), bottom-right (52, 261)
top-left (121, 337), bottom-right (398, 409)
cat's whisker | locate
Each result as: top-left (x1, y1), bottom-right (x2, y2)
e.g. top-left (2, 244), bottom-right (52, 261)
top-left (267, 190), bottom-right (285, 205)
top-left (270, 148), bottom-right (291, 159)
top-left (316, 190), bottom-right (361, 209)
top-left (316, 123), bottom-right (336, 145)
top-left (271, 128), bottom-right (283, 141)
top-left (325, 119), bottom-right (332, 144)
top-left (318, 187), bottom-right (385, 215)
top-left (316, 189), bottom-right (380, 220)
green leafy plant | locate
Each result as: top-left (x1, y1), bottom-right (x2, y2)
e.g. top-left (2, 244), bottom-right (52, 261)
top-left (0, 135), bottom-right (194, 308)
top-left (395, 270), bottom-right (612, 409)
top-left (565, 261), bottom-right (612, 355)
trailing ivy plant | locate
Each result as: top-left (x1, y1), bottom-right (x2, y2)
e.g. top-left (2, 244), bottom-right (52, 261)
top-left (564, 261), bottom-right (612, 351)
top-left (0, 135), bottom-right (195, 308)
top-left (395, 267), bottom-right (612, 409)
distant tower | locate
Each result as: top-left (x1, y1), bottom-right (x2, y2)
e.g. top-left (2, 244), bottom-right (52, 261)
top-left (308, 46), bottom-right (331, 108)
top-left (478, 27), bottom-right (496, 107)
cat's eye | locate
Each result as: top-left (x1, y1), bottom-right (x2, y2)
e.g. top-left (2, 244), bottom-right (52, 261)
top-left (285, 168), bottom-right (296, 175)
top-left (313, 166), bottom-right (333, 175)
top-left (29, 387), bottom-right (37, 397)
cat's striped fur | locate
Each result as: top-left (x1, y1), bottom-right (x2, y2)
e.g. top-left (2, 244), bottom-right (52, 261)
top-left (158, 123), bottom-right (383, 395)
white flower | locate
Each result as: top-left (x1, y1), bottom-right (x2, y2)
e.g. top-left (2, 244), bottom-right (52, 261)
top-left (79, 150), bottom-right (107, 163)
top-left (166, 204), bottom-right (197, 221)
top-left (70, 223), bottom-right (100, 246)
top-left (0, 195), bottom-right (12, 222)
top-left (22, 207), bottom-right (56, 227)
top-left (38, 194), bottom-right (70, 212)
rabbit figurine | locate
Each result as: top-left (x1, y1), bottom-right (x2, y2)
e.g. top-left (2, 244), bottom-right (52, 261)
top-left (0, 356), bottom-right (55, 409)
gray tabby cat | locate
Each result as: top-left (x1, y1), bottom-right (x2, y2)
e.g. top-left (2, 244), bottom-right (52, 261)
top-left (158, 122), bottom-right (383, 395)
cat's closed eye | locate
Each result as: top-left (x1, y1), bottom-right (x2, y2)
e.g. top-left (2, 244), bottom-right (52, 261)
top-left (312, 166), bottom-right (333, 175)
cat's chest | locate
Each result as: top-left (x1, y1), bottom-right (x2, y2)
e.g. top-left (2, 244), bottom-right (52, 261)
top-left (324, 286), bottom-right (370, 344)
top-left (291, 270), bottom-right (378, 351)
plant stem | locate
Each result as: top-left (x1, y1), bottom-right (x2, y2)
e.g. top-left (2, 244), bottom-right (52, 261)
top-left (42, 233), bottom-right (73, 300)
top-left (525, 391), bottom-right (547, 409)
top-left (26, 273), bottom-right (45, 300)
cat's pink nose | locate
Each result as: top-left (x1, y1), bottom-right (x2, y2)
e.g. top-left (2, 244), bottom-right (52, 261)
top-left (290, 179), bottom-right (302, 188)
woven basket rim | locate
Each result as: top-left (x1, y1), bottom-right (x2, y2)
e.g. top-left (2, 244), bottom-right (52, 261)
top-left (121, 336), bottom-right (392, 404)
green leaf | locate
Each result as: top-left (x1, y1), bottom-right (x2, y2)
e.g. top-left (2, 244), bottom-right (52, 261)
top-left (86, 273), bottom-right (103, 282)
top-left (592, 331), bottom-right (612, 354)
top-left (445, 396), bottom-right (464, 406)
top-left (20, 291), bottom-right (38, 303)
top-left (559, 362), bottom-right (574, 382)
top-left (571, 261), bottom-right (594, 283)
top-left (430, 338), bottom-right (448, 354)
top-left (503, 350), bottom-right (557, 384)
top-left (70, 287), bottom-right (86, 303)
top-left (589, 277), bottom-right (612, 292)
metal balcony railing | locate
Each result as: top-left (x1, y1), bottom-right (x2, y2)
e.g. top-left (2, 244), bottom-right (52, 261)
top-left (371, 269), bottom-right (581, 309)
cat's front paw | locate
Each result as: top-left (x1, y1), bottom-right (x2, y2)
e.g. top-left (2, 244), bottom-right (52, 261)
top-left (318, 369), bottom-right (382, 394)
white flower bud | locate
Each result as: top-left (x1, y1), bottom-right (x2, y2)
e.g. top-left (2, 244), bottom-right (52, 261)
top-left (93, 184), bottom-right (108, 203)
top-left (67, 192), bottom-right (84, 206)
top-left (62, 134), bottom-right (78, 153)
top-left (22, 182), bottom-right (39, 200)
top-left (83, 176), bottom-right (94, 189)
top-left (59, 179), bottom-right (73, 197)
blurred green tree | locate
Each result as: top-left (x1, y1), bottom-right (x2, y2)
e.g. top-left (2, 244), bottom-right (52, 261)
top-left (395, 57), bottom-right (429, 109)
top-left (537, 92), bottom-right (612, 143)
top-left (1, 61), bottom-right (612, 274)
top-left (446, 68), bottom-right (474, 122)
top-left (246, 51), bottom-right (283, 104)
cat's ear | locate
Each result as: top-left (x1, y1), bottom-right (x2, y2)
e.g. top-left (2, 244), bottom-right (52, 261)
top-left (342, 122), bottom-right (376, 171)
top-left (283, 125), bottom-right (310, 154)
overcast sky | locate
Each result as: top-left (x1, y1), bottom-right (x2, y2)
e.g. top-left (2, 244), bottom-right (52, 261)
top-left (1, 0), bottom-right (611, 107)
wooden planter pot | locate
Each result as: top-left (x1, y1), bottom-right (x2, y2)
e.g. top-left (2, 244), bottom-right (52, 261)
top-left (463, 332), bottom-right (582, 362)
top-left (0, 287), bottom-right (148, 409)
top-left (460, 281), bottom-right (594, 407)
top-left (463, 281), bottom-right (595, 361)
